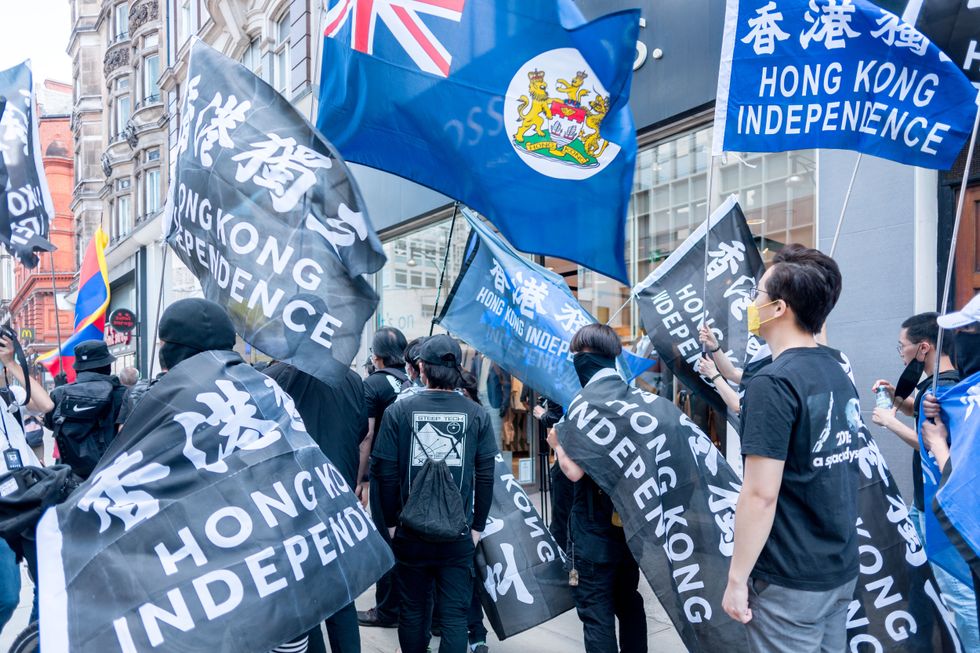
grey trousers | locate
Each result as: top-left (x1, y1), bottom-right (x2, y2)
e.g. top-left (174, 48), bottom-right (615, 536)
top-left (746, 577), bottom-right (858, 653)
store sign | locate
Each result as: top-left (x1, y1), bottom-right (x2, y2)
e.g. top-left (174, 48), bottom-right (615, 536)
top-left (109, 308), bottom-right (137, 334)
top-left (18, 327), bottom-right (33, 343)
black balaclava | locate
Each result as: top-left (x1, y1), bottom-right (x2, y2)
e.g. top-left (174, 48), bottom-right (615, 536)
top-left (158, 341), bottom-right (202, 372)
top-left (573, 352), bottom-right (616, 386)
top-left (954, 331), bottom-right (980, 377)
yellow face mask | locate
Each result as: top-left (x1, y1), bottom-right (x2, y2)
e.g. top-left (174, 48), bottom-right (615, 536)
top-left (747, 300), bottom-right (779, 336)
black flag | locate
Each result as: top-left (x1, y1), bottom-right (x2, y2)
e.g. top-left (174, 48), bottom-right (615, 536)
top-left (476, 455), bottom-right (574, 639)
top-left (164, 40), bottom-right (386, 385)
top-left (633, 196), bottom-right (764, 417)
top-left (915, 0), bottom-right (980, 83)
top-left (0, 61), bottom-right (55, 268)
top-left (556, 373), bottom-right (960, 652)
top-left (37, 351), bottom-right (394, 652)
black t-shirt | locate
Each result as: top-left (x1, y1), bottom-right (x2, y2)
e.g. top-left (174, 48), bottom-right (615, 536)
top-left (264, 363), bottom-right (368, 488)
top-left (372, 390), bottom-right (498, 528)
top-left (569, 476), bottom-right (629, 563)
top-left (740, 347), bottom-right (861, 591)
top-left (911, 371), bottom-right (960, 511)
top-left (364, 367), bottom-right (408, 424)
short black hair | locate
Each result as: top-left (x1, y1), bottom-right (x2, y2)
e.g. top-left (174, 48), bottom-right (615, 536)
top-left (766, 244), bottom-right (842, 334)
top-left (420, 360), bottom-right (461, 390)
top-left (404, 337), bottom-right (426, 375)
top-left (902, 312), bottom-right (953, 356)
top-left (570, 324), bottom-right (622, 358)
top-left (372, 327), bottom-right (408, 368)
top-left (459, 370), bottom-right (481, 404)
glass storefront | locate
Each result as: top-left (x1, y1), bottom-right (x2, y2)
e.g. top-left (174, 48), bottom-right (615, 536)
top-left (372, 121), bottom-right (818, 481)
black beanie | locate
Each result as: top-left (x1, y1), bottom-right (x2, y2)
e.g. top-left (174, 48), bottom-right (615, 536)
top-left (159, 298), bottom-right (237, 352)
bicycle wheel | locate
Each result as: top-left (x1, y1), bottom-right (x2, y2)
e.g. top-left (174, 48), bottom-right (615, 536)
top-left (9, 621), bottom-right (39, 653)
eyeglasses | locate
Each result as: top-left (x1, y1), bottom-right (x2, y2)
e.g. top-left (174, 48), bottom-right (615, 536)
top-left (748, 285), bottom-right (769, 301)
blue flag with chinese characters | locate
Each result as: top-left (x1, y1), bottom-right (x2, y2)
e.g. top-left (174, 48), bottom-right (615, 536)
top-left (714, 0), bottom-right (977, 169)
top-left (316, 0), bottom-right (639, 284)
top-left (437, 209), bottom-right (613, 407)
top-left (926, 370), bottom-right (980, 584)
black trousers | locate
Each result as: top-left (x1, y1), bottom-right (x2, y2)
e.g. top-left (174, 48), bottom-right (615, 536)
top-left (280, 602), bottom-right (360, 653)
top-left (550, 461), bottom-right (574, 552)
top-left (572, 555), bottom-right (647, 653)
top-left (395, 533), bottom-right (475, 653)
top-left (369, 479), bottom-right (400, 623)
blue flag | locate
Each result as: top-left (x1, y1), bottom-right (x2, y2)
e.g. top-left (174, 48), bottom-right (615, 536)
top-left (929, 370), bottom-right (980, 583)
top-left (316, 0), bottom-right (639, 284)
top-left (714, 0), bottom-right (977, 169)
top-left (437, 209), bottom-right (620, 407)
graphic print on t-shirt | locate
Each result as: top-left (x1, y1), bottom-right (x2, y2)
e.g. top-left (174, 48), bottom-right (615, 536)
top-left (808, 392), bottom-right (862, 468)
top-left (411, 412), bottom-right (467, 467)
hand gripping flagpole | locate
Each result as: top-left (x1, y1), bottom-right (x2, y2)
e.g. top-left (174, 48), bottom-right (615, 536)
top-left (829, 153), bottom-right (863, 258)
top-left (933, 102), bottom-right (980, 396)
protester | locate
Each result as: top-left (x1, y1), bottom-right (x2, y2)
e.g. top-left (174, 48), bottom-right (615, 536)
top-left (532, 396), bottom-right (570, 552)
top-left (548, 323), bottom-right (647, 653)
top-left (916, 298), bottom-right (980, 649)
top-left (0, 334), bottom-right (53, 631)
top-left (721, 244), bottom-right (860, 652)
top-left (404, 337), bottom-right (427, 388)
top-left (44, 340), bottom-right (126, 479)
top-left (371, 334), bottom-right (497, 653)
top-left (264, 361), bottom-right (368, 653)
top-left (117, 366), bottom-right (139, 388)
top-left (697, 326), bottom-right (742, 413)
top-left (358, 326), bottom-right (409, 629)
top-left (22, 414), bottom-right (44, 462)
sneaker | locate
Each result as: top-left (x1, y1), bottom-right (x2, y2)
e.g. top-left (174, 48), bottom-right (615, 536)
top-left (357, 607), bottom-right (398, 628)
top-left (472, 644), bottom-right (489, 653)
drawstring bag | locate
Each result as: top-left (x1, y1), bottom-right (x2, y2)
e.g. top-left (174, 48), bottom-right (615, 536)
top-left (399, 433), bottom-right (468, 542)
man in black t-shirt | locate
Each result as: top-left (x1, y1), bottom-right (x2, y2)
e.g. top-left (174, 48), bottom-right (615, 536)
top-left (264, 362), bottom-right (367, 653)
top-left (723, 244), bottom-right (860, 652)
top-left (371, 335), bottom-right (497, 653)
top-left (357, 326), bottom-right (409, 628)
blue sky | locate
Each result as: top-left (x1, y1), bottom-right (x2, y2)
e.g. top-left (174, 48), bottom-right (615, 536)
top-left (0, 0), bottom-right (73, 84)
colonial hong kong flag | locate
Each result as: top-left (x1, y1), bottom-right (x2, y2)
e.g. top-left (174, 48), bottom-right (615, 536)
top-left (38, 227), bottom-right (110, 382)
top-left (317, 0), bottom-right (640, 284)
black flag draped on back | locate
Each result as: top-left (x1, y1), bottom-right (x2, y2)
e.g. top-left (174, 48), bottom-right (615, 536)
top-left (633, 196), bottom-right (764, 420)
top-left (0, 61), bottom-right (55, 268)
top-left (164, 40), bottom-right (386, 385)
top-left (37, 350), bottom-right (394, 652)
top-left (556, 373), bottom-right (961, 652)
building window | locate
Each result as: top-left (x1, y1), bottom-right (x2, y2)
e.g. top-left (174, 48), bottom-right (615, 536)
top-left (177, 0), bottom-right (195, 45)
top-left (146, 147), bottom-right (160, 162)
top-left (143, 55), bottom-right (160, 102)
top-left (240, 36), bottom-right (262, 79)
top-left (144, 169), bottom-right (161, 214)
top-left (114, 195), bottom-right (132, 241)
top-left (113, 3), bottom-right (129, 41)
top-left (273, 13), bottom-right (290, 94)
top-left (114, 95), bottom-right (130, 137)
top-left (145, 33), bottom-right (159, 48)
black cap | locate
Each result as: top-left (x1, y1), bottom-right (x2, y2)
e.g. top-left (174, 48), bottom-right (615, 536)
top-left (159, 298), bottom-right (236, 352)
top-left (418, 334), bottom-right (462, 367)
top-left (73, 340), bottom-right (115, 372)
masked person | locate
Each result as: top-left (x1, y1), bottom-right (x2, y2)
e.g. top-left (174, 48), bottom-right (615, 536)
top-left (357, 327), bottom-right (409, 628)
top-left (548, 324), bottom-right (647, 653)
top-left (916, 297), bottom-right (980, 650)
top-left (371, 335), bottom-right (497, 653)
top-left (721, 244), bottom-right (860, 653)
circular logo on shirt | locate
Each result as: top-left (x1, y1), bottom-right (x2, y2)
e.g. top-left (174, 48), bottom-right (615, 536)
top-left (505, 48), bottom-right (622, 180)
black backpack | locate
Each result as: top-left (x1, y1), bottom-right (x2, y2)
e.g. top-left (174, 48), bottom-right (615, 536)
top-left (377, 368), bottom-right (411, 393)
top-left (52, 379), bottom-right (120, 479)
top-left (399, 431), bottom-right (468, 542)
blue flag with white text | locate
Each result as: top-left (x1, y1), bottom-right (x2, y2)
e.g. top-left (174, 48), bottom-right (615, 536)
top-left (316, 0), bottom-right (639, 284)
top-left (436, 209), bottom-right (598, 407)
top-left (714, 0), bottom-right (977, 169)
top-left (929, 371), bottom-right (980, 582)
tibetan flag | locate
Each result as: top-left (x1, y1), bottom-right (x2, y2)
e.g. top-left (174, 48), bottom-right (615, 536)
top-left (38, 227), bottom-right (110, 382)
top-left (316, 0), bottom-right (640, 284)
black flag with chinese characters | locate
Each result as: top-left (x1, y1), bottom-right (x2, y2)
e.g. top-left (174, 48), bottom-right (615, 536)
top-left (164, 39), bottom-right (386, 385)
top-left (556, 372), bottom-right (961, 652)
top-left (0, 61), bottom-right (56, 268)
top-left (915, 0), bottom-right (980, 83)
top-left (476, 455), bottom-right (574, 639)
top-left (633, 196), bottom-right (764, 418)
top-left (37, 350), bottom-right (394, 652)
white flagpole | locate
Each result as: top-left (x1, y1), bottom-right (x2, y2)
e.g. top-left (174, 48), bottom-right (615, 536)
top-left (700, 155), bottom-right (718, 353)
top-left (828, 153), bottom-right (863, 258)
top-left (933, 102), bottom-right (980, 395)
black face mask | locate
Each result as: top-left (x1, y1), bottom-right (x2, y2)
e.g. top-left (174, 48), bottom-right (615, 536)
top-left (894, 357), bottom-right (925, 401)
top-left (954, 331), bottom-right (980, 377)
top-left (573, 352), bottom-right (616, 386)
